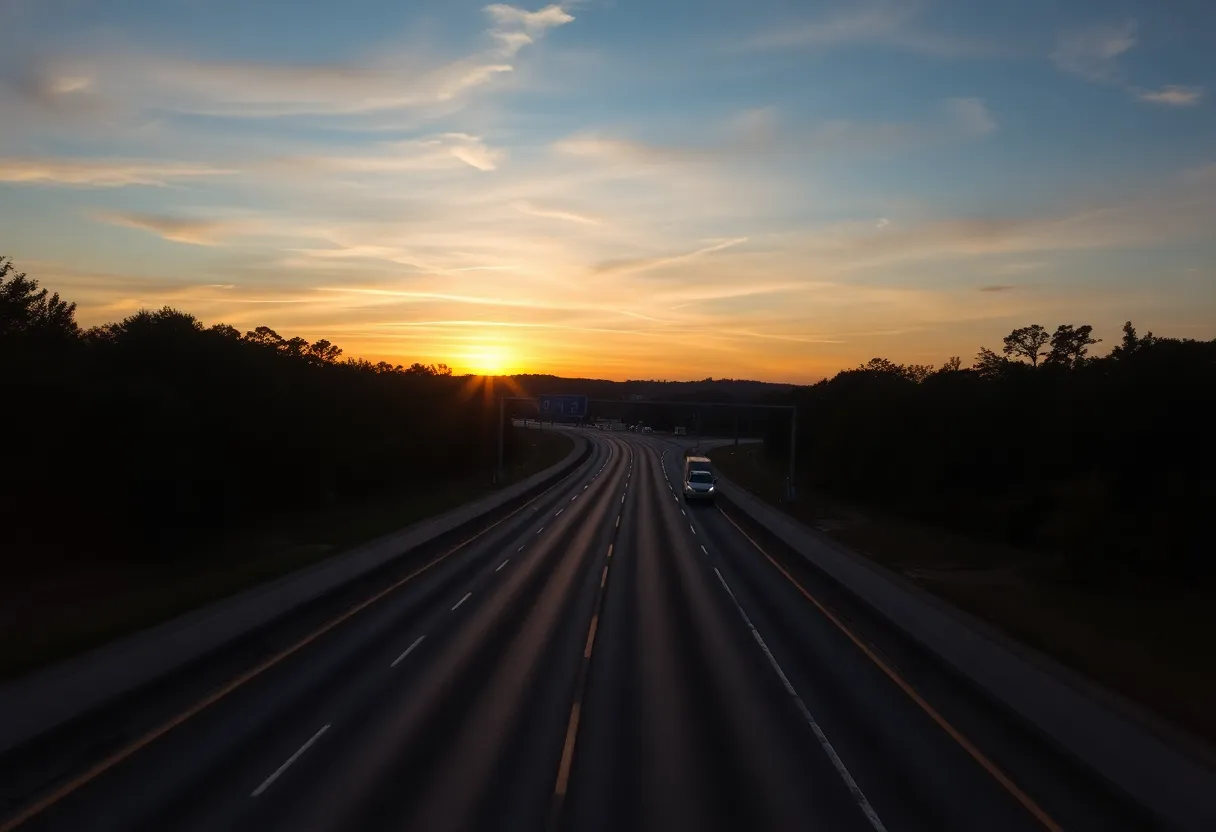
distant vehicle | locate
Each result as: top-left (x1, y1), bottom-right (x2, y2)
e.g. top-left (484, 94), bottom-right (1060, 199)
top-left (642, 426), bottom-right (653, 434)
top-left (683, 456), bottom-right (716, 501)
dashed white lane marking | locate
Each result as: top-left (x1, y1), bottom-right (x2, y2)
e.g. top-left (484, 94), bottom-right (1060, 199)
top-left (391, 635), bottom-right (426, 668)
top-left (251, 724), bottom-right (330, 797)
top-left (615, 516), bottom-right (620, 528)
top-left (621, 494), bottom-right (626, 504)
top-left (556, 508), bottom-right (564, 517)
top-left (700, 545), bottom-right (708, 555)
top-left (690, 525), bottom-right (697, 535)
top-left (451, 592), bottom-right (472, 611)
top-left (518, 545), bottom-right (525, 552)
top-left (711, 567), bottom-right (887, 832)
top-left (537, 527), bottom-right (545, 534)
top-left (607, 543), bottom-right (614, 558)
top-left (681, 509), bottom-right (686, 516)
top-left (572, 494), bottom-right (578, 501)
top-left (496, 559), bottom-right (510, 572)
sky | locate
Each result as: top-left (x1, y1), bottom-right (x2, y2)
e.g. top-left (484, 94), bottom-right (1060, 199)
top-left (1, 0), bottom-right (1214, 381)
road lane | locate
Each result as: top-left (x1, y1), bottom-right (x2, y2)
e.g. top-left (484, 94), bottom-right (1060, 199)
top-left (654, 436), bottom-right (1153, 831)
top-left (4, 428), bottom-right (1153, 832)
top-left (563, 439), bottom-right (877, 832)
top-left (10, 431), bottom-right (625, 832)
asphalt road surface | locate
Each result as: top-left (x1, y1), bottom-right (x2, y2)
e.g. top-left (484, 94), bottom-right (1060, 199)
top-left (1, 431), bottom-right (1159, 831)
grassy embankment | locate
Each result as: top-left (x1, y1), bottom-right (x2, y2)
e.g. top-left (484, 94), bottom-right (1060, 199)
top-left (0, 427), bottom-right (572, 679)
top-left (711, 443), bottom-right (1216, 748)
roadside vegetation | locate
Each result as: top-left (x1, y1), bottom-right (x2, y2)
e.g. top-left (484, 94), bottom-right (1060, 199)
top-left (714, 322), bottom-right (1216, 742)
top-left (0, 257), bottom-right (571, 675)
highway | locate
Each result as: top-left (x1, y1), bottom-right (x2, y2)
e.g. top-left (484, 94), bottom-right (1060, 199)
top-left (1, 430), bottom-right (1156, 831)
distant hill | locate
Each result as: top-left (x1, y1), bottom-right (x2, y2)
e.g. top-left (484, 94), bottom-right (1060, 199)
top-left (511, 374), bottom-right (796, 403)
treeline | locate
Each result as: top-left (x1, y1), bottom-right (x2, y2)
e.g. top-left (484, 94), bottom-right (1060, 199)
top-left (765, 321), bottom-right (1216, 581)
top-left (1, 257), bottom-right (520, 570)
top-left (513, 374), bottom-right (792, 403)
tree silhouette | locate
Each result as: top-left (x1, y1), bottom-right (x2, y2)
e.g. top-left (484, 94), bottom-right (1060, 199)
top-left (0, 257), bottom-right (78, 339)
top-left (1047, 324), bottom-right (1101, 368)
top-left (973, 346), bottom-right (1009, 377)
top-left (244, 325), bottom-right (285, 350)
top-left (1002, 324), bottom-right (1050, 366)
top-left (1110, 321), bottom-right (1155, 360)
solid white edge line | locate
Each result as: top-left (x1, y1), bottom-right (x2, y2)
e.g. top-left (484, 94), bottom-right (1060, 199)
top-left (451, 592), bottom-right (472, 611)
top-left (711, 567), bottom-right (887, 832)
top-left (391, 635), bottom-right (426, 668)
top-left (496, 559), bottom-right (510, 572)
top-left (251, 724), bottom-right (330, 797)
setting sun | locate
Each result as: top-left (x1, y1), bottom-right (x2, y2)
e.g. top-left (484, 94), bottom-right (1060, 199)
top-left (461, 344), bottom-right (514, 376)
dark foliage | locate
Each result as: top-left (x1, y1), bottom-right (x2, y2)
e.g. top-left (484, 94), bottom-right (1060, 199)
top-left (765, 324), bottom-right (1216, 581)
top-left (1, 260), bottom-right (515, 570)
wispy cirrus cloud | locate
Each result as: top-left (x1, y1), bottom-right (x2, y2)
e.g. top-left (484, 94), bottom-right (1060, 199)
top-left (510, 200), bottom-right (601, 225)
top-left (279, 133), bottom-right (504, 174)
top-left (740, 4), bottom-right (1010, 59)
top-left (556, 98), bottom-right (996, 169)
top-left (593, 237), bottom-right (748, 276)
top-left (1135, 85), bottom-right (1203, 107)
top-left (1052, 20), bottom-right (1137, 83)
top-left (0, 156), bottom-right (233, 186)
top-left (7, 4), bottom-right (575, 120)
top-left (92, 211), bottom-right (240, 245)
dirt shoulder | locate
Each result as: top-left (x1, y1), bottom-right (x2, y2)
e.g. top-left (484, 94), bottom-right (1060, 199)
top-left (710, 443), bottom-right (1216, 750)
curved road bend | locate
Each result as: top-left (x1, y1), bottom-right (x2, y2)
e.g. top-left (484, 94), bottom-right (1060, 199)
top-left (4, 431), bottom-right (1154, 831)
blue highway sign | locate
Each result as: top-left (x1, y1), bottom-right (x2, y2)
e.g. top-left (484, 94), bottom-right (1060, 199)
top-left (538, 394), bottom-right (588, 420)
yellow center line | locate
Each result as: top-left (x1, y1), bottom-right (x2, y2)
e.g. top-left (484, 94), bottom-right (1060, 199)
top-left (717, 508), bottom-right (1063, 832)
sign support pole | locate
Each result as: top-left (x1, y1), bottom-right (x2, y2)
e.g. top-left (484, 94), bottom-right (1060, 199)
top-left (497, 395), bottom-right (505, 483)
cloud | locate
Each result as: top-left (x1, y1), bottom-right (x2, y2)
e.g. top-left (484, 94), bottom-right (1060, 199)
top-left (484, 4), bottom-right (574, 35)
top-left (1052, 20), bottom-right (1136, 82)
top-left (552, 134), bottom-right (682, 165)
top-left (593, 237), bottom-right (748, 276)
top-left (7, 4), bottom-right (574, 120)
top-left (278, 134), bottom-right (503, 174)
top-left (511, 200), bottom-right (600, 225)
top-left (0, 156), bottom-right (233, 186)
top-left (1135, 85), bottom-right (1203, 107)
top-left (991, 261), bottom-right (1046, 275)
top-left (554, 98), bottom-right (996, 171)
top-left (94, 211), bottom-right (235, 245)
top-left (876, 218), bottom-right (890, 228)
top-left (941, 97), bottom-right (996, 136)
top-left (979, 285), bottom-right (1015, 292)
top-left (742, 5), bottom-right (1007, 59)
